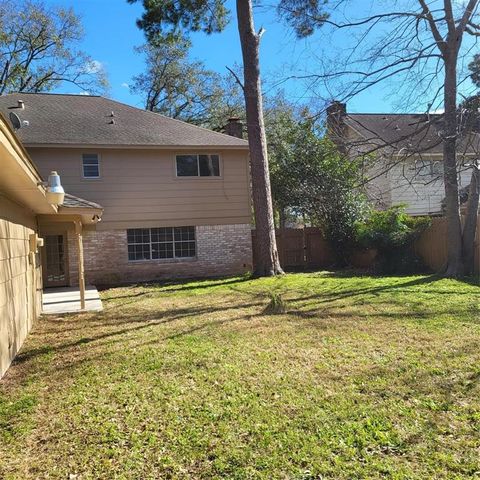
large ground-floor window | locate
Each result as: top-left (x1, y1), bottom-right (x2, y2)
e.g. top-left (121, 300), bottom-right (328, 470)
top-left (127, 226), bottom-right (196, 261)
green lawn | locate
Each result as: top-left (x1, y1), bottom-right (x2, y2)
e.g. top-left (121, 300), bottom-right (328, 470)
top-left (1, 273), bottom-right (479, 479)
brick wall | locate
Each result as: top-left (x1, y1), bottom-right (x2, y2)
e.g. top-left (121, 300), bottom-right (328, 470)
top-left (67, 224), bottom-right (252, 286)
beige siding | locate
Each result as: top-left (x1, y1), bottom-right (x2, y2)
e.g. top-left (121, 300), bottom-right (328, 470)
top-left (0, 195), bottom-right (42, 378)
top-left (28, 148), bottom-right (251, 229)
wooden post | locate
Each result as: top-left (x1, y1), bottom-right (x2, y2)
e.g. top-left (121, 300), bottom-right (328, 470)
top-left (75, 221), bottom-right (86, 310)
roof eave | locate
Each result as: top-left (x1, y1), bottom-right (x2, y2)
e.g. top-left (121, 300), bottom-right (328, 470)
top-left (57, 205), bottom-right (104, 225)
top-left (23, 142), bottom-right (250, 150)
top-left (59, 206), bottom-right (103, 215)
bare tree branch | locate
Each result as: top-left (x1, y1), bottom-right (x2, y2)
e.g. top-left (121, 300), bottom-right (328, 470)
top-left (226, 65), bottom-right (244, 91)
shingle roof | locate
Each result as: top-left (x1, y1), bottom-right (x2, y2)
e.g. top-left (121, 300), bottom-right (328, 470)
top-left (61, 193), bottom-right (103, 210)
top-left (0, 93), bottom-right (249, 148)
top-left (345, 113), bottom-right (480, 155)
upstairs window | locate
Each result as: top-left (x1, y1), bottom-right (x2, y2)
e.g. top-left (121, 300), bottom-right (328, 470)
top-left (127, 226), bottom-right (196, 261)
top-left (82, 153), bottom-right (100, 178)
top-left (176, 154), bottom-right (220, 177)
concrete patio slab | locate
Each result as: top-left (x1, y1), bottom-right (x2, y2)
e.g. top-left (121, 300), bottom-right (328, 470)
top-left (42, 286), bottom-right (103, 314)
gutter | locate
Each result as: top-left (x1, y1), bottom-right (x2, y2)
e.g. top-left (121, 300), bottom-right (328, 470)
top-left (23, 143), bottom-right (250, 151)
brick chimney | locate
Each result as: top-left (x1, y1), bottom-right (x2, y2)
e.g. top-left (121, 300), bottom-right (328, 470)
top-left (326, 101), bottom-right (347, 154)
top-left (224, 117), bottom-right (243, 139)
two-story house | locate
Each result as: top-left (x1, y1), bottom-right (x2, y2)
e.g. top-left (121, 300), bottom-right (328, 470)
top-left (327, 101), bottom-right (474, 216)
top-left (0, 93), bottom-right (253, 286)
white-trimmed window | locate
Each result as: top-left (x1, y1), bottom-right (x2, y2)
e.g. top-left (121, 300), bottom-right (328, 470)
top-left (127, 226), bottom-right (196, 261)
top-left (176, 154), bottom-right (220, 177)
top-left (82, 153), bottom-right (100, 178)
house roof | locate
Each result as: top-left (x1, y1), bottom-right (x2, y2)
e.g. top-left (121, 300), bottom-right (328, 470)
top-left (0, 93), bottom-right (249, 149)
top-left (344, 113), bottom-right (480, 156)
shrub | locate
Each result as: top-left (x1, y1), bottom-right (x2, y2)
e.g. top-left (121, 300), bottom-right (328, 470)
top-left (354, 206), bottom-right (432, 274)
top-left (264, 292), bottom-right (288, 314)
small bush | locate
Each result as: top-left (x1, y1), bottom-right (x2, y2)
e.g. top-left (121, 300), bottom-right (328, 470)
top-left (264, 292), bottom-right (288, 315)
top-left (354, 206), bottom-right (432, 274)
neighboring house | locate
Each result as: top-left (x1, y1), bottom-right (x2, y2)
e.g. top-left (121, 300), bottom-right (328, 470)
top-left (0, 93), bottom-right (252, 287)
top-left (327, 102), bottom-right (475, 216)
top-left (0, 112), bottom-right (103, 377)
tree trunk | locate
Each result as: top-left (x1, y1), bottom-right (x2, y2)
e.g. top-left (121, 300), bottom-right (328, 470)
top-left (462, 164), bottom-right (479, 275)
top-left (236, 0), bottom-right (283, 276)
top-left (443, 50), bottom-right (464, 277)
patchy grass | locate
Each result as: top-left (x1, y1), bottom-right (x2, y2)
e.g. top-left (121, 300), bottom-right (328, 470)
top-left (0, 273), bottom-right (479, 479)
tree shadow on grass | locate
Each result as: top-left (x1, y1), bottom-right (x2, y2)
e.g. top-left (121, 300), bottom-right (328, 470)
top-left (326, 269), bottom-right (480, 287)
top-left (100, 275), bottom-right (253, 299)
top-left (97, 276), bottom-right (253, 309)
top-left (10, 273), bottom-right (476, 385)
top-left (13, 299), bottom-right (264, 366)
top-left (231, 274), bottom-right (443, 307)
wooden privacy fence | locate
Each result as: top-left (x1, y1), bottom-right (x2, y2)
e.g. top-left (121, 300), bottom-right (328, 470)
top-left (414, 216), bottom-right (480, 274)
top-left (252, 216), bottom-right (480, 273)
top-left (252, 227), bottom-right (335, 270)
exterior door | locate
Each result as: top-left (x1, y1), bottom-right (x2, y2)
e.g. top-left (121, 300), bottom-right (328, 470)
top-left (43, 234), bottom-right (68, 287)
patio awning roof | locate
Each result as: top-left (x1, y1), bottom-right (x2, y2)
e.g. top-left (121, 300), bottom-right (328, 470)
top-left (38, 193), bottom-right (103, 226)
top-left (58, 193), bottom-right (103, 225)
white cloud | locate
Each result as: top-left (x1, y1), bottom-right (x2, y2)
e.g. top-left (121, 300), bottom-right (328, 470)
top-left (64, 91), bottom-right (90, 95)
top-left (121, 82), bottom-right (129, 88)
top-left (84, 60), bottom-right (103, 74)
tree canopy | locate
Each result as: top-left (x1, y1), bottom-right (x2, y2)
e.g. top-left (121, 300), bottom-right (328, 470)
top-left (0, 0), bottom-right (108, 95)
top-left (127, 0), bottom-right (328, 40)
top-left (268, 110), bottom-right (368, 259)
top-left (129, 0), bottom-right (230, 39)
top-left (131, 37), bottom-right (225, 126)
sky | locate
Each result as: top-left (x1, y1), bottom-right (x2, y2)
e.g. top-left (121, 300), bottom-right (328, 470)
top-left (43, 0), bottom-right (479, 114)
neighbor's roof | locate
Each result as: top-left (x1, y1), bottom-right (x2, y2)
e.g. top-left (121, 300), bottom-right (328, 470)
top-left (0, 93), bottom-right (249, 149)
top-left (345, 113), bottom-right (480, 155)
